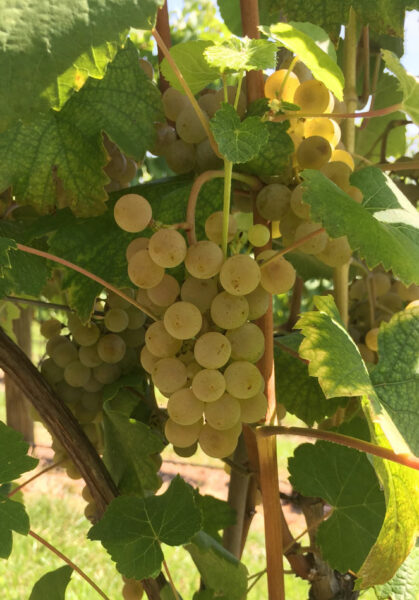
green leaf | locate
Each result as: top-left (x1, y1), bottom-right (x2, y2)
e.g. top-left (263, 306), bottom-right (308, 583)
top-left (0, 238), bottom-right (16, 276)
top-left (29, 566), bottom-right (73, 600)
top-left (238, 121), bottom-right (294, 177)
top-left (0, 42), bottom-right (163, 216)
top-left (301, 168), bottom-right (419, 286)
top-left (289, 22), bottom-right (337, 60)
top-left (0, 0), bottom-right (163, 130)
top-left (374, 541), bottom-right (419, 600)
top-left (210, 104), bottom-right (269, 163)
top-left (0, 421), bottom-right (38, 483)
top-left (289, 439), bottom-right (385, 572)
top-left (204, 37), bottom-right (277, 72)
top-left (370, 307), bottom-right (419, 461)
top-left (186, 532), bottom-right (248, 600)
top-left (0, 497), bottom-right (30, 559)
top-left (196, 495), bottom-right (236, 539)
top-left (88, 475), bottom-right (202, 580)
top-left (263, 22), bottom-right (344, 100)
top-left (160, 41), bottom-right (220, 95)
top-left (102, 391), bottom-right (164, 495)
top-left (381, 50), bottom-right (419, 124)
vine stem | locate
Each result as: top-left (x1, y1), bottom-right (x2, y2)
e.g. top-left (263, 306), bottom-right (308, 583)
top-left (260, 227), bottom-right (326, 268)
top-left (273, 102), bottom-right (402, 122)
top-left (29, 530), bottom-right (111, 600)
top-left (222, 160), bottom-right (233, 256)
top-left (155, 1), bottom-right (171, 94)
top-left (374, 159), bottom-right (419, 172)
top-left (162, 559), bottom-right (180, 600)
top-left (185, 170), bottom-right (262, 245)
top-left (258, 426), bottom-right (419, 470)
top-left (4, 296), bottom-right (73, 313)
top-left (16, 244), bottom-right (158, 321)
top-left (152, 28), bottom-right (220, 158)
top-left (8, 461), bottom-right (62, 498)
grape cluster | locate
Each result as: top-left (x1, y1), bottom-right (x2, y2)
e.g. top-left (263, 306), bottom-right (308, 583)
top-left (114, 193), bottom-right (296, 459)
top-left (103, 135), bottom-right (140, 194)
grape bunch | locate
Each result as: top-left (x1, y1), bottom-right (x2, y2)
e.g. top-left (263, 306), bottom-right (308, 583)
top-left (114, 192), bottom-right (296, 459)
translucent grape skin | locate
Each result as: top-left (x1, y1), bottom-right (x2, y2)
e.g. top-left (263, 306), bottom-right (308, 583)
top-left (219, 254), bottom-right (261, 296)
top-left (185, 241), bottom-right (224, 279)
top-left (296, 136), bottom-right (332, 170)
top-left (239, 392), bottom-right (268, 423)
top-left (224, 361), bottom-right (263, 399)
top-left (145, 320), bottom-right (182, 357)
top-left (114, 194), bottom-right (152, 233)
top-left (264, 69), bottom-right (300, 102)
top-left (210, 292), bottom-right (249, 330)
top-left (294, 222), bottom-right (328, 255)
top-left (180, 276), bottom-right (218, 313)
top-left (128, 249), bottom-right (165, 289)
top-left (104, 308), bottom-right (129, 333)
top-left (176, 105), bottom-right (208, 144)
top-left (194, 332), bottom-right (231, 369)
top-left (258, 251), bottom-right (296, 295)
top-left (245, 285), bottom-right (270, 321)
top-left (97, 334), bottom-right (126, 364)
top-left (163, 301), bottom-right (203, 340)
top-left (125, 237), bottom-right (149, 262)
top-left (191, 369), bottom-right (226, 403)
top-left (148, 229), bottom-right (187, 268)
top-left (256, 184), bottom-right (291, 221)
top-left (151, 357), bottom-right (187, 394)
top-left (162, 87), bottom-right (191, 121)
top-left (165, 139), bottom-right (196, 174)
top-left (293, 80), bottom-right (334, 113)
top-left (248, 224), bottom-right (270, 247)
top-left (226, 322), bottom-right (265, 363)
top-left (167, 388), bottom-right (205, 425)
top-left (205, 393), bottom-right (241, 430)
top-left (198, 423), bottom-right (241, 458)
top-left (147, 274), bottom-right (180, 307)
top-left (165, 418), bottom-right (203, 448)
top-left (205, 211), bottom-right (237, 246)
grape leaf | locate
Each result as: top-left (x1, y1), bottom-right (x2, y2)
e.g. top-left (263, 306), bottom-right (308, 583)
top-left (0, 0), bottom-right (163, 130)
top-left (238, 121), bottom-right (294, 177)
top-left (217, 0), bottom-right (278, 37)
top-left (0, 42), bottom-right (163, 217)
top-left (0, 238), bottom-right (16, 276)
top-left (262, 22), bottom-right (344, 100)
top-left (88, 475), bottom-right (202, 579)
top-left (289, 22), bottom-right (337, 60)
top-left (102, 391), bottom-right (164, 495)
top-left (0, 497), bottom-right (30, 559)
top-left (301, 168), bottom-right (419, 286)
top-left (196, 495), bottom-right (236, 539)
top-left (381, 50), bottom-right (419, 125)
top-left (29, 566), bottom-right (73, 600)
top-left (289, 439), bottom-right (386, 572)
top-left (0, 421), bottom-right (38, 483)
top-left (204, 37), bottom-right (277, 72)
top-left (374, 541), bottom-right (419, 600)
top-left (186, 532), bottom-right (248, 600)
top-left (210, 104), bottom-right (269, 163)
top-left (160, 40), bottom-right (220, 95)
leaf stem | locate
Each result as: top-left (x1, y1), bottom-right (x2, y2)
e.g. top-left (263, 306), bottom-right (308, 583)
top-left (8, 461), bottom-right (62, 498)
top-left (222, 160), bottom-right (233, 257)
top-left (278, 56), bottom-right (299, 100)
top-left (258, 425), bottom-right (419, 470)
top-left (29, 530), bottom-right (111, 600)
top-left (4, 296), bottom-right (73, 313)
top-left (234, 71), bottom-right (245, 110)
top-left (162, 558), bottom-right (180, 600)
top-left (16, 244), bottom-right (158, 321)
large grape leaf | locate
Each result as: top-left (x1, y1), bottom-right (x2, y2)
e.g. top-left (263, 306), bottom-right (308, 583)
top-left (204, 37), bottom-right (277, 72)
top-left (185, 532), bottom-right (248, 600)
top-left (160, 40), bottom-right (220, 95)
top-left (263, 23), bottom-right (344, 100)
top-left (102, 390), bottom-right (164, 495)
top-left (374, 541), bottom-right (419, 600)
top-left (238, 121), bottom-right (294, 177)
top-left (0, 41), bottom-right (163, 217)
top-left (29, 566), bottom-right (73, 600)
top-left (0, 0), bottom-right (163, 130)
top-left (296, 296), bottom-right (419, 587)
top-left (196, 495), bottom-right (236, 540)
top-left (301, 168), bottom-right (419, 286)
top-left (382, 50), bottom-right (419, 125)
top-left (88, 476), bottom-right (202, 580)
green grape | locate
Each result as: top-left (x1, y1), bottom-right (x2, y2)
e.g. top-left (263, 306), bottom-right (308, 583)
top-left (290, 184), bottom-right (310, 220)
top-left (224, 361), bottom-right (263, 399)
top-left (83, 375), bottom-right (104, 393)
top-left (219, 254), bottom-right (261, 296)
top-left (50, 338), bottom-right (78, 368)
top-left (84, 501), bottom-right (100, 524)
top-left (294, 222), bottom-right (328, 255)
top-left (126, 306), bottom-right (146, 329)
top-left (140, 345), bottom-right (159, 374)
top-left (293, 80), bottom-right (334, 113)
top-left (214, 85), bottom-right (247, 118)
top-left (122, 579), bottom-right (144, 600)
top-left (81, 485), bottom-right (94, 503)
top-left (55, 380), bottom-right (81, 403)
top-left (71, 321), bottom-right (100, 347)
top-left (148, 229), bottom-right (187, 269)
top-left (164, 418), bottom-right (203, 447)
top-left (278, 209), bottom-right (303, 246)
top-left (186, 360), bottom-right (202, 380)
top-left (198, 91), bottom-right (219, 116)
top-left (392, 281), bottom-right (419, 302)
top-left (330, 149), bottom-right (354, 171)
top-left (204, 393), bottom-right (241, 430)
top-left (147, 274), bottom-right (180, 307)
top-left (198, 423), bottom-right (241, 458)
top-left (150, 123), bottom-right (177, 157)
top-left (125, 237), bottom-right (149, 262)
top-left (371, 272), bottom-right (391, 297)
top-left (162, 87), bottom-right (191, 121)
top-left (165, 139), bottom-right (196, 174)
top-left (264, 69), bottom-right (300, 102)
top-left (194, 332), bottom-right (231, 369)
top-left (365, 328), bottom-right (379, 352)
top-left (65, 461), bottom-right (82, 480)
top-left (46, 334), bottom-right (65, 356)
top-left (104, 308), bottom-right (129, 333)
top-left (239, 391), bottom-right (268, 423)
top-left (163, 301), bottom-right (203, 340)
top-left (248, 224), bottom-right (270, 247)
top-left (119, 347), bottom-right (138, 373)
top-left (258, 251), bottom-right (296, 295)
top-left (64, 360), bottom-right (91, 388)
top-left (303, 117), bottom-right (341, 147)
top-left (128, 249), bottom-right (165, 289)
top-left (176, 105), bottom-right (208, 144)
top-left (80, 391), bottom-right (102, 412)
top-left (40, 318), bottom-right (62, 339)
top-left (152, 357), bottom-right (187, 394)
top-left (296, 136), bottom-right (332, 170)
top-left (196, 138), bottom-right (224, 172)
top-left (185, 241), bottom-right (224, 279)
top-left (204, 211), bottom-right (237, 246)
top-left (41, 358), bottom-right (64, 385)
top-left (226, 323), bottom-right (265, 362)
top-left (180, 276), bottom-right (218, 313)
top-left (318, 236), bottom-right (352, 267)
top-left (120, 326), bottom-right (145, 348)
top-left (107, 289), bottom-right (134, 309)
top-left (320, 161), bottom-right (351, 191)
top-left (349, 278), bottom-right (366, 300)
top-left (145, 321), bottom-right (182, 357)
top-left (114, 194), bottom-right (152, 233)
top-left (192, 369), bottom-right (226, 403)
top-left (210, 291), bottom-right (249, 329)
top-left (256, 184), bottom-right (291, 221)
top-left (245, 285), bottom-right (270, 321)
top-left (136, 288), bottom-right (165, 318)
top-left (167, 388), bottom-right (205, 425)
top-left (97, 334), bottom-right (126, 363)
top-left (79, 344), bottom-right (102, 368)
top-left (93, 363), bottom-right (122, 384)
top-left (379, 292), bottom-right (404, 312)
top-left (173, 442), bottom-right (198, 458)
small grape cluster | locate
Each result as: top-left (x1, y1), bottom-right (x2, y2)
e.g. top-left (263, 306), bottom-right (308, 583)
top-left (103, 134), bottom-right (140, 194)
top-left (114, 193), bottom-right (296, 459)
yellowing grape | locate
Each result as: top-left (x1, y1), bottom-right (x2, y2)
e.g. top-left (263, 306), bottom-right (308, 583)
top-left (185, 241), bottom-right (224, 279)
top-left (290, 184), bottom-right (310, 220)
top-left (167, 388), bottom-right (205, 425)
top-left (162, 87), bottom-right (190, 121)
top-left (192, 369), bottom-right (226, 403)
top-left (205, 211), bottom-right (237, 245)
top-left (248, 224), bottom-right (270, 247)
top-left (128, 249), bottom-right (165, 289)
top-left (245, 285), bottom-right (270, 320)
top-left (256, 184), bottom-right (291, 221)
top-left (93, 363), bottom-right (122, 384)
top-left (176, 105), bottom-right (208, 144)
top-left (198, 423), bottom-right (240, 458)
top-left (50, 339), bottom-right (78, 368)
top-left (97, 334), bottom-right (126, 363)
top-left (330, 149), bottom-right (354, 171)
top-left (165, 139), bottom-right (196, 174)
top-left (264, 69), bottom-right (300, 102)
top-left (164, 301), bottom-right (203, 340)
top-left (303, 118), bottom-right (341, 147)
top-left (365, 328), bottom-right (379, 352)
top-left (219, 254), bottom-right (261, 296)
top-left (224, 361), bottom-right (263, 399)
top-left (210, 292), bottom-right (249, 329)
top-left (226, 323), bottom-right (265, 362)
top-left (64, 360), bottom-right (91, 388)
top-left (317, 236), bottom-right (352, 267)
top-left (145, 321), bottom-right (182, 357)
top-left (294, 80), bottom-right (334, 113)
top-left (40, 318), bottom-right (61, 339)
top-left (258, 251), bottom-right (296, 295)
top-left (294, 222), bottom-right (328, 255)
top-left (194, 332), bottom-right (231, 369)
top-left (152, 357), bottom-right (187, 394)
top-left (205, 393), bottom-right (241, 430)
top-left (296, 136), bottom-right (332, 170)
top-left (347, 185), bottom-right (363, 203)
top-left (126, 237), bottom-right (150, 262)
top-left (41, 358), bottom-right (64, 385)
top-left (165, 418), bottom-right (203, 447)
top-left (148, 228), bottom-right (187, 268)
top-left (79, 344), bottom-right (102, 368)
top-left (114, 194), bottom-right (152, 233)
top-left (147, 274), bottom-right (180, 308)
top-left (140, 345), bottom-right (159, 374)
top-left (239, 392), bottom-right (268, 423)
top-left (180, 277), bottom-right (218, 312)
top-left (104, 308), bottom-right (129, 333)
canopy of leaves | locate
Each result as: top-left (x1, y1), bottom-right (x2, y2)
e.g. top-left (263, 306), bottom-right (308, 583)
top-left (210, 104), bottom-right (269, 163)
top-left (374, 541), bottom-right (419, 600)
top-left (301, 168), bottom-right (419, 286)
top-left (262, 23), bottom-right (344, 100)
top-left (238, 121), bottom-right (294, 177)
top-left (0, 42), bottom-right (163, 217)
top-left (0, 0), bottom-right (163, 130)
top-left (88, 476), bottom-right (201, 579)
top-left (204, 37), bottom-right (277, 72)
top-left (160, 40), bottom-right (220, 94)
top-left (29, 566), bottom-right (73, 600)
top-left (382, 50), bottom-right (419, 124)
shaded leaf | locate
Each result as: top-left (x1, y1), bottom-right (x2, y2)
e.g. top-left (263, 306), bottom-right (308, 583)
top-left (0, 498), bottom-right (30, 558)
top-left (204, 37), bottom-right (277, 72)
top-left (0, 421), bottom-right (38, 483)
top-left (374, 541), bottom-right (419, 600)
top-left (196, 495), bottom-right (236, 539)
top-left (88, 476), bottom-right (201, 580)
top-left (382, 50), bottom-right (419, 124)
top-left (29, 566), bottom-right (73, 600)
top-left (238, 121), bottom-right (294, 177)
top-left (160, 41), bottom-right (220, 95)
top-left (0, 238), bottom-right (16, 276)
